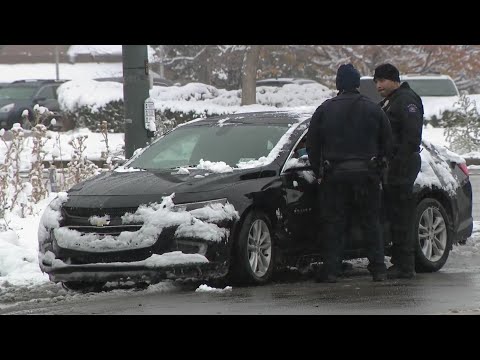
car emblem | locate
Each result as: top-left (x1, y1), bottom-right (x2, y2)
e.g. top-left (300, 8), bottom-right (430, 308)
top-left (96, 219), bottom-right (110, 227)
top-left (89, 215), bottom-right (111, 227)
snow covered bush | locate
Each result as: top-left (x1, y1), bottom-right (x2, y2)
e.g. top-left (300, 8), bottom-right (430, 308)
top-left (57, 80), bottom-right (334, 133)
top-left (27, 124), bottom-right (51, 208)
top-left (61, 100), bottom-right (125, 133)
top-left (0, 125), bottom-right (31, 224)
top-left (60, 134), bottom-right (101, 191)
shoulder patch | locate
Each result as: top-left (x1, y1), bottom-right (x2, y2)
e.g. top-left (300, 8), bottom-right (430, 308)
top-left (407, 103), bottom-right (418, 113)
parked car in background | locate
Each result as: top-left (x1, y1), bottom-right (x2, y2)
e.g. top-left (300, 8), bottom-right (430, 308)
top-left (0, 79), bottom-right (68, 131)
top-left (360, 74), bottom-right (462, 120)
top-left (256, 78), bottom-right (319, 87)
top-left (37, 111), bottom-right (473, 291)
top-left (360, 73), bottom-right (460, 102)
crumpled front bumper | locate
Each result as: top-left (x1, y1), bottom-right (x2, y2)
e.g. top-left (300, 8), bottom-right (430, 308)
top-left (39, 225), bottom-right (232, 283)
top-left (42, 261), bottom-right (229, 283)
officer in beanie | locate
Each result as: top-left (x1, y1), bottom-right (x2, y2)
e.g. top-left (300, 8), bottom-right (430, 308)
top-left (373, 63), bottom-right (424, 279)
top-left (306, 63), bottom-right (392, 282)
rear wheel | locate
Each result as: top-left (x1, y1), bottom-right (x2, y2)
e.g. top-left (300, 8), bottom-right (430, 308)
top-left (229, 210), bottom-right (275, 285)
top-left (414, 198), bottom-right (452, 272)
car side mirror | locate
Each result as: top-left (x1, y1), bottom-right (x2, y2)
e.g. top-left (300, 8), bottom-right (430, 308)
top-left (460, 90), bottom-right (469, 96)
top-left (113, 159), bottom-right (127, 168)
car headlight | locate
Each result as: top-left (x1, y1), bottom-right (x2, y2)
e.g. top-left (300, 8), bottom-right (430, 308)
top-left (173, 198), bottom-right (227, 212)
top-left (0, 103), bottom-right (15, 113)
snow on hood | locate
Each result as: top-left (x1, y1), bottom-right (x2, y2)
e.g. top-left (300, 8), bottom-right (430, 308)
top-left (40, 194), bottom-right (239, 257)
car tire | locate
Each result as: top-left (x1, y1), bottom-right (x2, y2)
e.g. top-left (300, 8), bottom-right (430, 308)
top-left (414, 198), bottom-right (452, 273)
top-left (229, 210), bottom-right (275, 285)
top-left (62, 281), bottom-right (106, 293)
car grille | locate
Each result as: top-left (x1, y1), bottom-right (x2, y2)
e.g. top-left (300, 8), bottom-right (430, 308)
top-left (63, 207), bottom-right (138, 219)
top-left (65, 225), bottom-right (142, 235)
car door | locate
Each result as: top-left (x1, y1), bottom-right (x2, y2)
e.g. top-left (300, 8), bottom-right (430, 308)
top-left (35, 85), bottom-right (60, 112)
top-left (279, 135), bottom-right (318, 250)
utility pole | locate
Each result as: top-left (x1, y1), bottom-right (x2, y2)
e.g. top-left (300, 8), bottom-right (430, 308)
top-left (122, 45), bottom-right (150, 159)
top-left (54, 45), bottom-right (60, 80)
top-left (158, 45), bottom-right (165, 78)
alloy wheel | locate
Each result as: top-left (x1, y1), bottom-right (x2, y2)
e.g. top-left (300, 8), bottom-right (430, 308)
top-left (247, 219), bottom-right (272, 277)
top-left (418, 206), bottom-right (447, 262)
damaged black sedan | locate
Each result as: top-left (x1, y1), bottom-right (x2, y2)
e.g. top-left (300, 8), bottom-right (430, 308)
top-left (38, 111), bottom-right (473, 290)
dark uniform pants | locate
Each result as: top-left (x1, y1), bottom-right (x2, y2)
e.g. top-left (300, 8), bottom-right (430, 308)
top-left (383, 183), bottom-right (416, 272)
top-left (318, 175), bottom-right (386, 277)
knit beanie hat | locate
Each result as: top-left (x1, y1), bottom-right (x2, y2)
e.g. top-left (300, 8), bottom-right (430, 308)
top-left (373, 63), bottom-right (401, 83)
top-left (335, 63), bottom-right (361, 91)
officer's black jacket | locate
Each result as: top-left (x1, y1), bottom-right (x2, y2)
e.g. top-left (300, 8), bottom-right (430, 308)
top-left (379, 82), bottom-right (423, 160)
top-left (306, 90), bottom-right (393, 177)
top-left (379, 82), bottom-right (424, 184)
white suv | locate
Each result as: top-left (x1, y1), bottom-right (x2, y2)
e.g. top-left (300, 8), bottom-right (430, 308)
top-left (359, 74), bottom-right (460, 119)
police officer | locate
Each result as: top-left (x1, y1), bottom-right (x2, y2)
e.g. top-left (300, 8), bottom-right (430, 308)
top-left (306, 63), bottom-right (393, 283)
top-left (373, 63), bottom-right (424, 279)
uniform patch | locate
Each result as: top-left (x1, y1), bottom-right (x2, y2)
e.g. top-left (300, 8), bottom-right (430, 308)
top-left (407, 103), bottom-right (418, 113)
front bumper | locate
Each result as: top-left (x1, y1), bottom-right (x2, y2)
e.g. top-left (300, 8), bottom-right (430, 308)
top-left (0, 112), bottom-right (10, 129)
top-left (42, 261), bottom-right (229, 283)
top-left (40, 225), bottom-right (232, 283)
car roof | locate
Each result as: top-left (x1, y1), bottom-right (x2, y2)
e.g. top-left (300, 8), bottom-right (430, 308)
top-left (8, 79), bottom-right (67, 86)
top-left (181, 111), bottom-right (312, 126)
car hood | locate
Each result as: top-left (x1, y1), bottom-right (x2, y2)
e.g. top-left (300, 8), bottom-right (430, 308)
top-left (64, 167), bottom-right (264, 208)
top-left (0, 98), bottom-right (19, 107)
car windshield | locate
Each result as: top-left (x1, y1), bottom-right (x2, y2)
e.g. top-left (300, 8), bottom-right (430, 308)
top-left (128, 123), bottom-right (290, 170)
top-left (404, 79), bottom-right (459, 96)
top-left (0, 86), bottom-right (37, 100)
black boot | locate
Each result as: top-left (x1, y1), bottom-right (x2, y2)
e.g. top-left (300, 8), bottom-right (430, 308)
top-left (372, 272), bottom-right (387, 282)
top-left (315, 272), bottom-right (338, 283)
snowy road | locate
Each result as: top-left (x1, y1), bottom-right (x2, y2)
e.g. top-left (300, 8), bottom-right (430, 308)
top-left (1, 253), bottom-right (480, 315)
top-left (0, 175), bottom-right (478, 315)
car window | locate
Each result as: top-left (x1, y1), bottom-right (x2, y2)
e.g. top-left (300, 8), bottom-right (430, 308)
top-left (129, 123), bottom-right (290, 169)
top-left (36, 85), bottom-right (56, 99)
top-left (0, 86), bottom-right (37, 100)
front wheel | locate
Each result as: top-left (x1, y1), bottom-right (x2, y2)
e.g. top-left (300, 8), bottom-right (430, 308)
top-left (414, 198), bottom-right (452, 272)
top-left (229, 210), bottom-right (275, 285)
